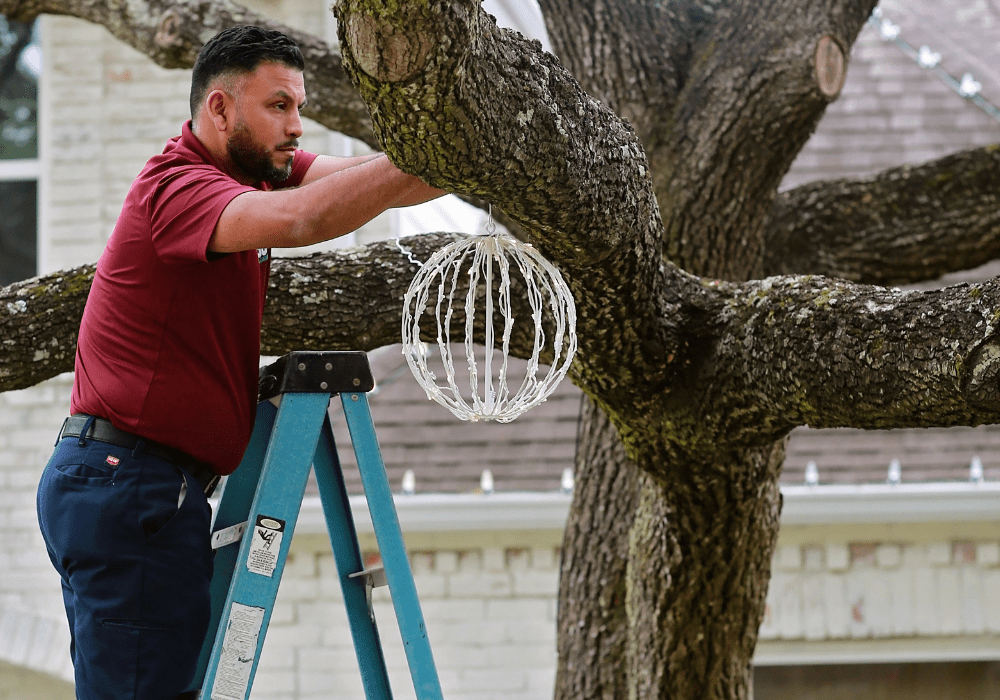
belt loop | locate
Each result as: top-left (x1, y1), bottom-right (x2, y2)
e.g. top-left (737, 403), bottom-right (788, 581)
top-left (132, 438), bottom-right (146, 458)
top-left (78, 415), bottom-right (97, 447)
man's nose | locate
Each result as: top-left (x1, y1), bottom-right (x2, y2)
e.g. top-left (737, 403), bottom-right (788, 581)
top-left (287, 108), bottom-right (303, 139)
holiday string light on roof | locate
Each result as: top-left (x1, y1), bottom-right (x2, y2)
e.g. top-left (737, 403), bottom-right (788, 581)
top-left (401, 210), bottom-right (577, 423)
top-left (869, 7), bottom-right (1000, 123)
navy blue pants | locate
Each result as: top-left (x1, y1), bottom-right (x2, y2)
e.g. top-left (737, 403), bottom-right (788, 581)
top-left (37, 428), bottom-right (214, 700)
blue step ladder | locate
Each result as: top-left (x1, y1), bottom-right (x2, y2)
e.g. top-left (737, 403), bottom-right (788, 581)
top-left (188, 351), bottom-right (444, 700)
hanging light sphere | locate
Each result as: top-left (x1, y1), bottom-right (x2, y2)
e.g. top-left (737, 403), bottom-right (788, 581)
top-left (401, 230), bottom-right (577, 423)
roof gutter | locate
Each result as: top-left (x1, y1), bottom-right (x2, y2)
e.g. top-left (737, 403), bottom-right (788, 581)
top-left (294, 482), bottom-right (1000, 535)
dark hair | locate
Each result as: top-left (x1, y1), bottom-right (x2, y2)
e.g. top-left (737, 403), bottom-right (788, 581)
top-left (190, 25), bottom-right (305, 119)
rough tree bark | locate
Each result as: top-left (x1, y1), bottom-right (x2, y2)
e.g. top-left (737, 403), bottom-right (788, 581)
top-left (4, 1), bottom-right (1000, 698)
top-left (556, 395), bottom-right (637, 700)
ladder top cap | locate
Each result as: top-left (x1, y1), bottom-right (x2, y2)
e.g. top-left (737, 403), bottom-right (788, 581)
top-left (258, 351), bottom-right (375, 400)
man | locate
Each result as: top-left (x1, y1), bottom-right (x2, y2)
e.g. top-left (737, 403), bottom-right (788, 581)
top-left (36, 25), bottom-right (443, 699)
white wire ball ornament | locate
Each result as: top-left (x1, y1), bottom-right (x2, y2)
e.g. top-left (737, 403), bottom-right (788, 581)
top-left (401, 217), bottom-right (577, 423)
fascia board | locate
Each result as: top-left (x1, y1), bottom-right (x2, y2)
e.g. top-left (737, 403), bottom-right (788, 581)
top-left (292, 482), bottom-right (1000, 536)
top-left (779, 482), bottom-right (1000, 524)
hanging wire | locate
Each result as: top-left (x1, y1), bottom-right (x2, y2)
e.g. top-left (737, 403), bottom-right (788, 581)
top-left (869, 7), bottom-right (1000, 124)
top-left (485, 204), bottom-right (497, 236)
top-left (396, 237), bottom-right (424, 268)
top-left (396, 202), bottom-right (497, 267)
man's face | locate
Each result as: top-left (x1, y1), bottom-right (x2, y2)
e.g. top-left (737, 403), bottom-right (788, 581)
top-left (226, 62), bottom-right (306, 184)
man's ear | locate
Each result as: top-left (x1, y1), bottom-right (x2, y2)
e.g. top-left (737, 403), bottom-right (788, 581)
top-left (205, 89), bottom-right (232, 132)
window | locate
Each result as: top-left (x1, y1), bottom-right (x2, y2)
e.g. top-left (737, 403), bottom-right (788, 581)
top-left (0, 16), bottom-right (39, 285)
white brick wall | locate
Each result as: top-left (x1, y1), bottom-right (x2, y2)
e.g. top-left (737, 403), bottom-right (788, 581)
top-left (249, 544), bottom-right (559, 700)
top-left (759, 539), bottom-right (1000, 642)
top-left (0, 378), bottom-right (74, 697)
top-left (0, 376), bottom-right (71, 618)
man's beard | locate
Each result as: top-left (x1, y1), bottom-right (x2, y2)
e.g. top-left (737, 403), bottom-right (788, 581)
top-left (227, 122), bottom-right (296, 184)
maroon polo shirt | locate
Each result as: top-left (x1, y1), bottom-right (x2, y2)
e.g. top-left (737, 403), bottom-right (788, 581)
top-left (72, 121), bottom-right (317, 475)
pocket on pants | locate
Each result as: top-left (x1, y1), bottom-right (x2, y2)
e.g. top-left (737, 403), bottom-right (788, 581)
top-left (100, 618), bottom-right (172, 631)
top-left (45, 440), bottom-right (130, 488)
top-left (138, 462), bottom-right (186, 541)
top-left (51, 461), bottom-right (116, 485)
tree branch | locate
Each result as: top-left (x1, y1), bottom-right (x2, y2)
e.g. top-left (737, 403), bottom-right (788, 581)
top-left (535, 0), bottom-right (682, 146)
top-left (651, 0), bottom-right (877, 280)
top-left (0, 235), bottom-right (466, 393)
top-left (697, 274), bottom-right (1000, 446)
top-left (334, 0), bottom-right (658, 266)
top-left (0, 263), bottom-right (93, 391)
top-left (333, 0), bottom-right (679, 410)
top-left (535, 0), bottom-right (878, 281)
top-left (0, 0), bottom-right (378, 147)
top-left (763, 145), bottom-right (1000, 284)
top-left (260, 234), bottom-right (466, 356)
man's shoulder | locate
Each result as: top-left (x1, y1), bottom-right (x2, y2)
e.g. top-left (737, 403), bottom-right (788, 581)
top-left (153, 124), bottom-right (218, 172)
top-left (132, 130), bottom-right (232, 200)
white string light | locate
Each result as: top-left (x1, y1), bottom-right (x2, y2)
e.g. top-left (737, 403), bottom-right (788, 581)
top-left (970, 455), bottom-right (984, 483)
top-left (917, 45), bottom-right (940, 68)
top-left (869, 7), bottom-right (1000, 123)
top-left (887, 457), bottom-right (902, 485)
top-left (401, 208), bottom-right (577, 423)
top-left (959, 72), bottom-right (982, 98)
top-left (804, 460), bottom-right (819, 486)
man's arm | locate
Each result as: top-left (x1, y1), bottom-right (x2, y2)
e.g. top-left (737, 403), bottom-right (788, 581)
top-left (298, 153), bottom-right (382, 185)
top-left (209, 154), bottom-right (445, 254)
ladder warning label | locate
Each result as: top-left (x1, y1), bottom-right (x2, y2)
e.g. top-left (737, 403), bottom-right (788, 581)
top-left (211, 602), bottom-right (264, 700)
top-left (247, 514), bottom-right (285, 577)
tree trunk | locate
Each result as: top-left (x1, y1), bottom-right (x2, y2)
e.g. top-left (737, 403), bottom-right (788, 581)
top-left (559, 400), bottom-right (785, 700)
top-left (626, 443), bottom-right (784, 699)
top-left (556, 395), bottom-right (638, 700)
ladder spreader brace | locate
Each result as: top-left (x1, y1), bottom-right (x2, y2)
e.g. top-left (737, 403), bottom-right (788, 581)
top-left (188, 350), bottom-right (444, 700)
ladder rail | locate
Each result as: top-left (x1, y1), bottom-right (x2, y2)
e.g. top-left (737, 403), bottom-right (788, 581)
top-left (312, 412), bottom-right (394, 700)
top-left (342, 392), bottom-right (445, 700)
top-left (190, 400), bottom-right (278, 691)
top-left (200, 393), bottom-right (328, 700)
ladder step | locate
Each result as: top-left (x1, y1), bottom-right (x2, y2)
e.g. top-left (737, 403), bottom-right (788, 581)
top-left (349, 566), bottom-right (388, 588)
top-left (211, 521), bottom-right (247, 550)
top-left (349, 566), bottom-right (389, 624)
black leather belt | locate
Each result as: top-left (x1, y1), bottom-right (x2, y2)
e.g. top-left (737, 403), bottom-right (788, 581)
top-left (58, 415), bottom-right (221, 497)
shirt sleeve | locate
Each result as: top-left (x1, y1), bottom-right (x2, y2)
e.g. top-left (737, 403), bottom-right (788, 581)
top-left (148, 165), bottom-right (256, 264)
top-left (148, 150), bottom-right (318, 264)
